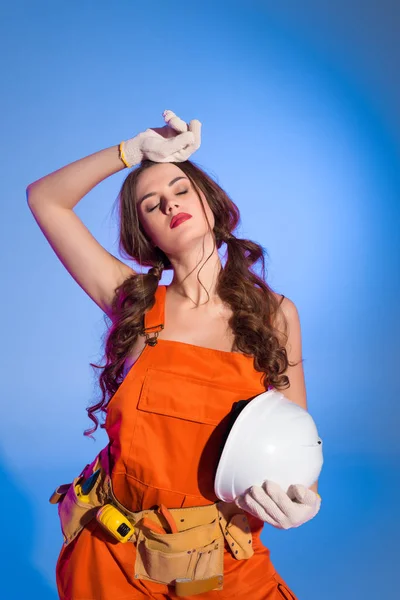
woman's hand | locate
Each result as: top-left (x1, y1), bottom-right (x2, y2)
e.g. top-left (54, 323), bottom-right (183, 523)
top-left (121, 110), bottom-right (201, 167)
top-left (150, 109), bottom-right (189, 137)
top-left (234, 480), bottom-right (322, 530)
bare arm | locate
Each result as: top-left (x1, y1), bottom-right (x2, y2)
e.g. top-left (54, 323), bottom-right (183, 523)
top-left (274, 295), bottom-right (319, 495)
top-left (27, 145), bottom-right (126, 210)
top-left (26, 145), bottom-right (136, 317)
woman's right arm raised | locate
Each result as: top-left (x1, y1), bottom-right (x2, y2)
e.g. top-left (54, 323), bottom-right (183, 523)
top-left (26, 145), bottom-right (135, 319)
top-left (26, 114), bottom-right (200, 318)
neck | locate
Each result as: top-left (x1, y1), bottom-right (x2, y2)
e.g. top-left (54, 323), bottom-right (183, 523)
top-left (167, 238), bottom-right (222, 306)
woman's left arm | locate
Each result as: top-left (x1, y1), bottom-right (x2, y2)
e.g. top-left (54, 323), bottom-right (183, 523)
top-left (275, 296), bottom-right (318, 495)
top-left (234, 296), bottom-right (321, 529)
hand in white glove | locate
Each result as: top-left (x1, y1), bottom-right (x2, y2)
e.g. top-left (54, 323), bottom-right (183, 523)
top-left (120, 110), bottom-right (201, 168)
top-left (234, 480), bottom-right (321, 530)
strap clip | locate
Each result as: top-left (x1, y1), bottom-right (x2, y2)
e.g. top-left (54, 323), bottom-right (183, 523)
top-left (140, 323), bottom-right (164, 347)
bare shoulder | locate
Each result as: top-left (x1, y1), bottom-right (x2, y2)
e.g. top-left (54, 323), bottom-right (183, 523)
top-left (271, 291), bottom-right (298, 317)
top-left (270, 291), bottom-right (306, 407)
top-left (271, 291), bottom-right (300, 341)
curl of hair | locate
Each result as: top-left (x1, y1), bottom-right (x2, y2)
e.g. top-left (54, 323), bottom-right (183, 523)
top-left (85, 159), bottom-right (298, 438)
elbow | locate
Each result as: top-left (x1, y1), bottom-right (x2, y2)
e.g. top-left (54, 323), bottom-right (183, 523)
top-left (26, 182), bottom-right (42, 206)
top-left (26, 186), bottom-right (33, 206)
top-left (26, 183), bottom-right (35, 203)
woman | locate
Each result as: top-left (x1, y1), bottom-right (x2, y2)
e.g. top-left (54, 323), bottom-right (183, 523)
top-left (27, 111), bottom-right (321, 599)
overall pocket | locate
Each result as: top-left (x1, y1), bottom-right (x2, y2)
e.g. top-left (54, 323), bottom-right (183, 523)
top-left (134, 519), bottom-right (224, 585)
top-left (273, 573), bottom-right (298, 600)
top-left (277, 583), bottom-right (296, 600)
top-left (130, 367), bottom-right (259, 498)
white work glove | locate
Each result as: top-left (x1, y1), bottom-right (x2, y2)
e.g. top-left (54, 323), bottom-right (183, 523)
top-left (234, 480), bottom-right (322, 530)
top-left (120, 110), bottom-right (201, 168)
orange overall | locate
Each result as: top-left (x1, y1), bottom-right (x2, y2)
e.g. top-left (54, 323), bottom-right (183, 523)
top-left (56, 285), bottom-right (298, 600)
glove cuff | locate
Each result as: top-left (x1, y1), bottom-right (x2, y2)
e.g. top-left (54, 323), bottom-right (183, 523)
top-left (119, 139), bottom-right (143, 168)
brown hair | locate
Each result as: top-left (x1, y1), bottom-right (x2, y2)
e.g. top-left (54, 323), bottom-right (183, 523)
top-left (85, 159), bottom-right (297, 437)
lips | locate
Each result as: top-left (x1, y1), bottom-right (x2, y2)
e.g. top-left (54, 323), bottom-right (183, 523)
top-left (170, 212), bottom-right (192, 229)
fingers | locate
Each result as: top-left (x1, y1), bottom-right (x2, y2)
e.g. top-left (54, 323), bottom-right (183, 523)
top-left (168, 141), bottom-right (197, 162)
top-left (235, 482), bottom-right (321, 530)
top-left (261, 480), bottom-right (295, 513)
top-left (157, 131), bottom-right (195, 161)
top-left (287, 484), bottom-right (320, 507)
top-left (166, 118), bottom-right (201, 161)
top-left (144, 128), bottom-right (166, 138)
top-left (235, 491), bottom-right (283, 529)
top-left (249, 484), bottom-right (288, 523)
top-left (141, 111), bottom-right (201, 163)
top-left (162, 109), bottom-right (188, 133)
top-left (261, 481), bottom-right (320, 523)
top-left (162, 110), bottom-right (202, 150)
top-left (260, 480), bottom-right (286, 502)
top-left (286, 484), bottom-right (307, 503)
top-left (188, 119), bottom-right (202, 150)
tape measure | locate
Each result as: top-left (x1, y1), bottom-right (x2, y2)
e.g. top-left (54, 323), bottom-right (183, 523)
top-left (75, 468), bottom-right (134, 542)
top-left (96, 504), bottom-right (134, 542)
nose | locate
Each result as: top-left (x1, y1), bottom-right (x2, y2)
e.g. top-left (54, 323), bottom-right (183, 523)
top-left (164, 194), bottom-right (180, 213)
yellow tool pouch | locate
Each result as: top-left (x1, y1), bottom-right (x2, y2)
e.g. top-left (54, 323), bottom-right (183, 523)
top-left (49, 452), bottom-right (108, 545)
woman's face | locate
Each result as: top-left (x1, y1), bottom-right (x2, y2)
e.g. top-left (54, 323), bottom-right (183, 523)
top-left (135, 163), bottom-right (215, 255)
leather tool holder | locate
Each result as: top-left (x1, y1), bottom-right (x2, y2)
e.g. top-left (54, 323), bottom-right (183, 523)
top-left (133, 516), bottom-right (225, 595)
top-left (50, 450), bottom-right (255, 595)
top-left (123, 499), bottom-right (254, 596)
top-left (217, 500), bottom-right (254, 560)
top-left (49, 452), bottom-right (108, 546)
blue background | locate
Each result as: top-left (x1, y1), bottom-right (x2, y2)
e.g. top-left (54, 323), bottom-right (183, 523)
top-left (1, 1), bottom-right (399, 597)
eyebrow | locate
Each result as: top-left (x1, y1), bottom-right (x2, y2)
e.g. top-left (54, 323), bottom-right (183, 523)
top-left (138, 176), bottom-right (188, 205)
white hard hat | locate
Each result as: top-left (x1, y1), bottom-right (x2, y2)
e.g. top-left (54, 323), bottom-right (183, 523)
top-left (214, 389), bottom-right (323, 502)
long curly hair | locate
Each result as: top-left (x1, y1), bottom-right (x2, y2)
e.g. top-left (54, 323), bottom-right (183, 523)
top-left (85, 159), bottom-right (297, 437)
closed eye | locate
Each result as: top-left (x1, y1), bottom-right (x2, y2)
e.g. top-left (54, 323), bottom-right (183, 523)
top-left (147, 190), bottom-right (188, 212)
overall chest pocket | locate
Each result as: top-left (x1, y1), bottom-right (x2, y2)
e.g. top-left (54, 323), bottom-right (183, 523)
top-left (128, 368), bottom-right (257, 498)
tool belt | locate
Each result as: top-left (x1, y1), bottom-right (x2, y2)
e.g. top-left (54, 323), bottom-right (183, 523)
top-left (50, 448), bottom-right (254, 596)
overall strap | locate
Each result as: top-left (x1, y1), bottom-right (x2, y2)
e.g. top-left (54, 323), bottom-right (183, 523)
top-left (142, 285), bottom-right (166, 346)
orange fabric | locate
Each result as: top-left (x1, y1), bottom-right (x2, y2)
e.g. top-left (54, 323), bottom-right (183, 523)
top-left (56, 285), bottom-right (299, 599)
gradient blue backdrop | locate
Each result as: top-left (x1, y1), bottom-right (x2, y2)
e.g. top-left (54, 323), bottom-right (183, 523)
top-left (1, 1), bottom-right (399, 598)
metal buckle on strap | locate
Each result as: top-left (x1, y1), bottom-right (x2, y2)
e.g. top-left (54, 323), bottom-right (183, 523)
top-left (140, 323), bottom-right (164, 346)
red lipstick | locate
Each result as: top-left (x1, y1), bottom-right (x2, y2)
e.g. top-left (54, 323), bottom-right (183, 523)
top-left (170, 213), bottom-right (192, 229)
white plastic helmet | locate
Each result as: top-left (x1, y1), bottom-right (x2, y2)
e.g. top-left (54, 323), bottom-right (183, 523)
top-left (214, 389), bottom-right (323, 502)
